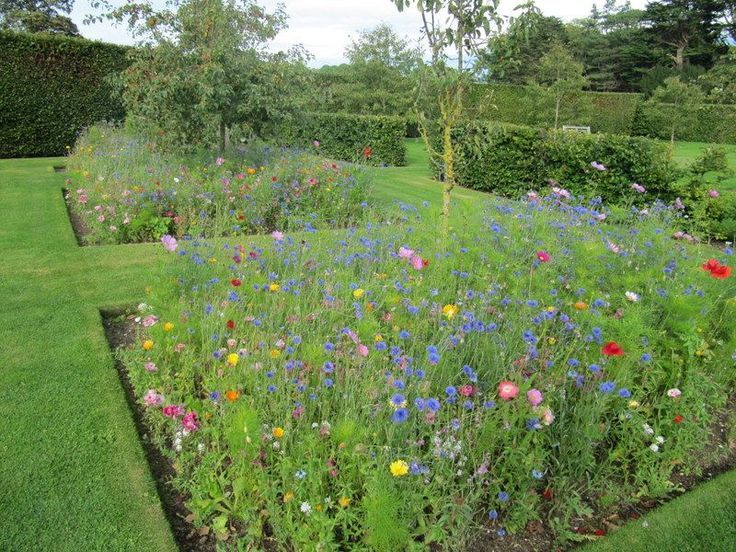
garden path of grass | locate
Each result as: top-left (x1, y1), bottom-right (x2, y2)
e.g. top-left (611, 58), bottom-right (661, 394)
top-left (0, 145), bottom-right (734, 551)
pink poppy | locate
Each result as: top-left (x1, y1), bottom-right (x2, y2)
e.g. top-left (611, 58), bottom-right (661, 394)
top-left (498, 380), bottom-right (519, 401)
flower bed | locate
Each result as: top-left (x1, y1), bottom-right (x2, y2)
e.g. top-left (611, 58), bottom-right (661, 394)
top-left (65, 125), bottom-right (372, 244)
top-left (121, 189), bottom-right (735, 549)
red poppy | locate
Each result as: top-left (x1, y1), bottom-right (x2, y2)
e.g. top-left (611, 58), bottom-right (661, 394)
top-left (674, 415), bottom-right (684, 424)
top-left (593, 529), bottom-right (606, 537)
top-left (363, 146), bottom-right (373, 159)
top-left (602, 341), bottom-right (624, 356)
top-left (711, 264), bottom-right (732, 279)
top-left (536, 250), bottom-right (551, 263)
top-left (542, 487), bottom-right (553, 501)
top-left (422, 258), bottom-right (430, 268)
top-left (226, 320), bottom-right (235, 330)
top-left (231, 278), bottom-right (242, 287)
top-left (702, 259), bottom-right (720, 272)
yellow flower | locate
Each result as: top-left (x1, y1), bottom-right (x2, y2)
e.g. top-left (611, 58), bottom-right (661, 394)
top-left (628, 400), bottom-right (640, 409)
top-left (246, 167), bottom-right (257, 175)
top-left (573, 301), bottom-right (588, 311)
top-left (269, 349), bottom-right (281, 359)
top-left (283, 491), bottom-right (294, 503)
top-left (269, 282), bottom-right (280, 292)
top-left (142, 340), bottom-right (154, 350)
top-left (338, 496), bottom-right (351, 508)
top-left (442, 304), bottom-right (459, 319)
top-left (272, 427), bottom-right (285, 439)
top-left (366, 302), bottom-right (374, 312)
top-left (227, 353), bottom-right (239, 366)
top-left (374, 334), bottom-right (383, 342)
top-left (390, 459), bottom-right (409, 477)
top-left (547, 337), bottom-right (557, 345)
top-left (163, 322), bottom-right (174, 332)
top-left (315, 504), bottom-right (323, 512)
top-left (208, 257), bottom-right (217, 264)
top-left (353, 288), bottom-right (365, 299)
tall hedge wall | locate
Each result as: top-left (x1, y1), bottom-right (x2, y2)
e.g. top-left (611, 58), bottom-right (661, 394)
top-left (466, 84), bottom-right (642, 136)
top-left (436, 122), bottom-right (677, 204)
top-left (0, 31), bottom-right (129, 158)
top-left (632, 102), bottom-right (736, 144)
top-left (278, 112), bottom-right (407, 166)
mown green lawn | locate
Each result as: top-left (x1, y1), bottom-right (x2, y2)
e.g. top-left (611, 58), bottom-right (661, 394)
top-left (0, 145), bottom-right (734, 551)
top-left (672, 140), bottom-right (736, 192)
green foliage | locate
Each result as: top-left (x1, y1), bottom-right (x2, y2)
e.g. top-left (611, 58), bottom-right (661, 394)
top-left (0, 30), bottom-right (128, 157)
top-left (633, 101), bottom-right (736, 144)
top-left (535, 42), bottom-right (588, 129)
top-left (363, 477), bottom-right (410, 551)
top-left (466, 83), bottom-right (642, 135)
top-left (439, 121), bottom-right (677, 203)
top-left (278, 112), bottom-right (407, 166)
top-left (0, 0), bottom-right (79, 35)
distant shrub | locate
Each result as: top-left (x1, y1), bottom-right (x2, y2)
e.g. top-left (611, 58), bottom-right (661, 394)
top-left (277, 112), bottom-right (407, 166)
top-left (632, 102), bottom-right (736, 145)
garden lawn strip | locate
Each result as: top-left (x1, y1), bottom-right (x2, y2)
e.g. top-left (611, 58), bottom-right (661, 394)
top-left (0, 158), bottom-right (175, 552)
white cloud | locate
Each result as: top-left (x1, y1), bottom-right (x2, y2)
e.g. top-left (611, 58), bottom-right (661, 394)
top-left (70, 0), bottom-right (648, 67)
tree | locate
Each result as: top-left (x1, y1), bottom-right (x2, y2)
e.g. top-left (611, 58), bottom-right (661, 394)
top-left (645, 0), bottom-right (727, 71)
top-left (0, 0), bottom-right (79, 34)
top-left (476, 2), bottom-right (567, 85)
top-left (535, 43), bottom-right (588, 129)
top-left (648, 76), bottom-right (706, 143)
top-left (393, 0), bottom-right (500, 234)
top-left (90, 0), bottom-right (299, 151)
top-left (345, 23), bottom-right (423, 75)
top-left (700, 47), bottom-right (736, 103)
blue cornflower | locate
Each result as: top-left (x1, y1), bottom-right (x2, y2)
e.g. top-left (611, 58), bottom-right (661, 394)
top-left (427, 398), bottom-right (441, 412)
top-left (599, 381), bottom-right (616, 393)
top-left (392, 408), bottom-right (409, 423)
top-left (488, 509), bottom-right (498, 520)
top-left (498, 491), bottom-right (509, 502)
top-left (445, 386), bottom-right (457, 396)
top-left (531, 470), bottom-right (544, 480)
top-left (324, 378), bottom-right (334, 388)
top-left (618, 388), bottom-right (631, 398)
top-left (391, 393), bottom-right (406, 407)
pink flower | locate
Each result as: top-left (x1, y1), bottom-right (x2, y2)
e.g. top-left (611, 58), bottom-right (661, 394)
top-left (459, 385), bottom-right (475, 397)
top-left (709, 189), bottom-right (720, 198)
top-left (161, 234), bottom-right (178, 252)
top-left (215, 157), bottom-right (225, 166)
top-left (97, 215), bottom-right (105, 223)
top-left (313, 140), bottom-right (321, 147)
top-left (143, 389), bottom-right (164, 407)
top-left (631, 183), bottom-right (646, 193)
top-left (182, 411), bottom-right (199, 432)
top-left (144, 362), bottom-right (157, 372)
top-left (591, 161), bottom-right (607, 171)
top-left (292, 405), bottom-right (305, 419)
top-left (410, 255), bottom-right (424, 270)
top-left (272, 230), bottom-right (284, 241)
top-left (357, 344), bottom-right (369, 357)
top-left (174, 343), bottom-right (186, 353)
top-left (527, 389), bottom-right (543, 407)
top-left (551, 186), bottom-right (570, 199)
top-left (78, 194), bottom-right (88, 204)
top-left (667, 388), bottom-right (682, 399)
top-left (674, 197), bottom-right (685, 210)
top-left (527, 191), bottom-right (539, 202)
top-left (162, 404), bottom-right (184, 418)
top-left (540, 407), bottom-right (555, 426)
top-left (536, 251), bottom-right (550, 263)
top-left (498, 380), bottom-right (519, 401)
top-left (398, 246), bottom-right (414, 259)
top-left (141, 315), bottom-right (158, 327)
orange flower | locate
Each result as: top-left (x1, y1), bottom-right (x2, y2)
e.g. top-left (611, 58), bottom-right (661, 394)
top-left (573, 301), bottom-right (588, 311)
top-left (225, 390), bottom-right (240, 402)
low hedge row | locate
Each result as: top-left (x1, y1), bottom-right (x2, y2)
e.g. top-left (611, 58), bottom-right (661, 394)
top-left (278, 112), bottom-right (407, 166)
top-left (466, 83), bottom-right (642, 136)
top-left (435, 122), bottom-right (677, 203)
top-left (0, 31), bottom-right (129, 158)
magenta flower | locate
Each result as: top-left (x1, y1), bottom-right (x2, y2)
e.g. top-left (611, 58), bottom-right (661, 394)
top-left (143, 389), bottom-right (164, 407)
top-left (536, 251), bottom-right (551, 263)
top-left (410, 255), bottom-right (424, 270)
top-left (182, 411), bottom-right (199, 432)
top-left (162, 404), bottom-right (184, 418)
top-left (161, 234), bottom-right (178, 252)
top-left (709, 189), bottom-right (720, 198)
top-left (498, 380), bottom-right (519, 401)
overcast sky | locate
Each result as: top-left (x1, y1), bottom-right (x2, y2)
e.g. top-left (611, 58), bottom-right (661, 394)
top-left (70, 0), bottom-right (648, 67)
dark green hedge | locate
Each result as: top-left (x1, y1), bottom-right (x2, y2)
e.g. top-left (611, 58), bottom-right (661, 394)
top-left (436, 122), bottom-right (677, 203)
top-left (278, 112), bottom-right (407, 166)
top-left (466, 84), bottom-right (642, 136)
top-left (0, 31), bottom-right (129, 158)
top-left (632, 102), bottom-right (736, 144)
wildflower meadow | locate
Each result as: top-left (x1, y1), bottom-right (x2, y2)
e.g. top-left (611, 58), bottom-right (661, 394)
top-left (120, 176), bottom-right (736, 549)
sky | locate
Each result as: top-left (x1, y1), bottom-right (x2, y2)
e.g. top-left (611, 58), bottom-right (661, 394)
top-left (69, 0), bottom-right (648, 67)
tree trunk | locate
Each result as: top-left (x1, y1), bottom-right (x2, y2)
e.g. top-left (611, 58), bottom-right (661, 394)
top-left (219, 120), bottom-right (227, 154)
top-left (674, 45), bottom-right (685, 72)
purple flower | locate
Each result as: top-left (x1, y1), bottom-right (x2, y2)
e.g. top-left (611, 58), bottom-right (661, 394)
top-left (631, 183), bottom-right (646, 193)
top-left (161, 234), bottom-right (178, 252)
top-left (591, 161), bottom-right (607, 171)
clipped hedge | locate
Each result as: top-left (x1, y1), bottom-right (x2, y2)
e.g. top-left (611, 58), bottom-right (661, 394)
top-left (0, 31), bottom-right (129, 158)
top-left (436, 122), bottom-right (677, 203)
top-left (278, 112), bottom-right (407, 166)
top-left (467, 84), bottom-right (642, 136)
top-left (632, 102), bottom-right (736, 144)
